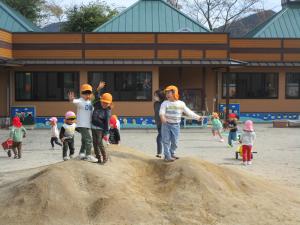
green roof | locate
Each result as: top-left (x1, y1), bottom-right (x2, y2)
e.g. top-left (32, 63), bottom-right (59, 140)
top-left (94, 0), bottom-right (209, 32)
top-left (246, 3), bottom-right (300, 38)
top-left (0, 1), bottom-right (41, 32)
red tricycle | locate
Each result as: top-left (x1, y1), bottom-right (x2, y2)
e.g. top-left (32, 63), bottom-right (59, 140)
top-left (1, 139), bottom-right (13, 157)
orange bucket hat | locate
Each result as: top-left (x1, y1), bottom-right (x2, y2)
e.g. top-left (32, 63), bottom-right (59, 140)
top-left (165, 85), bottom-right (179, 100)
top-left (101, 93), bottom-right (113, 104)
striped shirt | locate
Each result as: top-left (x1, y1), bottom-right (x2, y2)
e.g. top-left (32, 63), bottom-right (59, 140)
top-left (159, 100), bottom-right (200, 124)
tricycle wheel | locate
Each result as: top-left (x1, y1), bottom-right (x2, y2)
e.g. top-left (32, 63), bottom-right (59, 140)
top-left (7, 150), bottom-right (12, 158)
top-left (251, 153), bottom-right (253, 160)
top-left (235, 152), bottom-right (239, 160)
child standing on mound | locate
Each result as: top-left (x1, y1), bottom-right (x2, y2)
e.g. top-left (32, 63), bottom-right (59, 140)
top-left (59, 111), bottom-right (77, 161)
top-left (154, 89), bottom-right (165, 158)
top-left (240, 120), bottom-right (256, 166)
top-left (91, 81), bottom-right (112, 164)
top-left (211, 112), bottom-right (224, 142)
top-left (159, 85), bottom-right (202, 162)
top-left (9, 117), bottom-right (26, 159)
top-left (49, 117), bottom-right (62, 149)
top-left (69, 84), bottom-right (98, 163)
top-left (227, 113), bottom-right (238, 147)
top-left (109, 116), bottom-right (121, 145)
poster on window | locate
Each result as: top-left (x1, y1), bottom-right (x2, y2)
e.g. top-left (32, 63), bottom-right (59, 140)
top-left (219, 104), bottom-right (240, 118)
top-left (10, 106), bottom-right (36, 126)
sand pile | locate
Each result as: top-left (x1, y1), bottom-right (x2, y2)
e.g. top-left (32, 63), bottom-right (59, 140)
top-left (0, 146), bottom-right (299, 225)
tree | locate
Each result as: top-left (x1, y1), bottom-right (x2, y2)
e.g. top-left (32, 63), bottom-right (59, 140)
top-left (183, 0), bottom-right (263, 32)
top-left (62, 1), bottom-right (118, 32)
top-left (44, 1), bottom-right (64, 23)
top-left (2, 0), bottom-right (46, 24)
top-left (167, 0), bottom-right (182, 9)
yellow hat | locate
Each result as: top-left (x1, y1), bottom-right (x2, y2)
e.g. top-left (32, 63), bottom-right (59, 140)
top-left (165, 85), bottom-right (179, 100)
top-left (81, 84), bottom-right (92, 93)
top-left (101, 93), bottom-right (113, 104)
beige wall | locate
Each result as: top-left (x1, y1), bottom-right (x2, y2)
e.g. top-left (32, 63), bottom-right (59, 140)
top-left (159, 67), bottom-right (204, 89)
top-left (219, 67), bottom-right (300, 113)
top-left (11, 66), bottom-right (159, 117)
top-left (0, 69), bottom-right (9, 117)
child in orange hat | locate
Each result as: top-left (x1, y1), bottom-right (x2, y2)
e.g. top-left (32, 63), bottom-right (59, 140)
top-left (68, 84), bottom-right (97, 162)
top-left (91, 81), bottom-right (112, 164)
top-left (160, 85), bottom-right (202, 162)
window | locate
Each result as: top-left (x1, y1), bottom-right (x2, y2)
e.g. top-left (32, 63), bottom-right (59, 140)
top-left (286, 73), bottom-right (300, 98)
top-left (15, 72), bottom-right (79, 101)
top-left (222, 72), bottom-right (278, 99)
top-left (88, 72), bottom-right (152, 101)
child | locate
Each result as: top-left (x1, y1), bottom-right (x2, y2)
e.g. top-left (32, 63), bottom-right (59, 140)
top-left (227, 113), bottom-right (238, 147)
top-left (59, 111), bottom-right (77, 161)
top-left (68, 84), bottom-right (97, 163)
top-left (154, 89), bottom-right (165, 158)
top-left (9, 117), bottom-right (26, 159)
top-left (49, 117), bottom-right (62, 150)
top-left (160, 85), bottom-right (202, 162)
top-left (109, 116), bottom-right (121, 145)
top-left (211, 113), bottom-right (224, 142)
top-left (240, 120), bottom-right (256, 166)
top-left (111, 115), bottom-right (121, 132)
top-left (91, 81), bottom-right (112, 164)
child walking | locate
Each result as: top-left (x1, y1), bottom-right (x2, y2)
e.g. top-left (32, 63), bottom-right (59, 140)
top-left (109, 116), bottom-right (121, 145)
top-left (240, 120), bottom-right (256, 166)
top-left (227, 113), bottom-right (238, 147)
top-left (59, 111), bottom-right (77, 161)
top-left (91, 81), bottom-right (112, 164)
top-left (211, 112), bottom-right (224, 142)
top-left (154, 89), bottom-right (165, 158)
top-left (160, 85), bottom-right (202, 162)
top-left (9, 117), bottom-right (26, 159)
top-left (68, 84), bottom-right (98, 163)
top-left (49, 117), bottom-right (62, 149)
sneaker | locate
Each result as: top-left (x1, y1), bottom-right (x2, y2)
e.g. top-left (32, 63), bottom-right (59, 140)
top-left (247, 161), bottom-right (252, 165)
top-left (86, 155), bottom-right (98, 163)
top-left (63, 156), bottom-right (69, 161)
top-left (156, 154), bottom-right (162, 158)
top-left (79, 153), bottom-right (86, 160)
top-left (164, 158), bottom-right (175, 163)
top-left (228, 144), bottom-right (233, 148)
top-left (69, 154), bottom-right (75, 159)
top-left (14, 155), bottom-right (18, 159)
top-left (242, 161), bottom-right (247, 166)
top-left (220, 139), bottom-right (225, 142)
top-left (171, 155), bottom-right (180, 160)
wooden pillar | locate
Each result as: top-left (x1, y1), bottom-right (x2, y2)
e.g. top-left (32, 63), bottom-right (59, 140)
top-left (225, 67), bottom-right (230, 119)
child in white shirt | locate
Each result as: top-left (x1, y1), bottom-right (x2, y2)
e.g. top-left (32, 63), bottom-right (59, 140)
top-left (49, 117), bottom-right (62, 150)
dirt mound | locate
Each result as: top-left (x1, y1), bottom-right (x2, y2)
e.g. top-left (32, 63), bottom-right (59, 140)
top-left (0, 146), bottom-right (299, 225)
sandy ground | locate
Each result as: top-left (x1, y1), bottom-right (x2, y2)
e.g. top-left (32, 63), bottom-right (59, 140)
top-left (0, 146), bottom-right (300, 225)
top-left (0, 124), bottom-right (299, 190)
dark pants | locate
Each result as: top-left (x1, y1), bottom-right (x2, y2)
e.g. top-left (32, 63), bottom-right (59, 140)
top-left (77, 127), bottom-right (92, 155)
top-left (12, 142), bottom-right (22, 158)
top-left (92, 129), bottom-right (107, 162)
top-left (62, 138), bottom-right (75, 158)
top-left (156, 125), bottom-right (162, 155)
top-left (50, 137), bottom-right (62, 148)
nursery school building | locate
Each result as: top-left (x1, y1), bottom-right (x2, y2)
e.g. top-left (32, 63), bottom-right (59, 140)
top-left (1, 0), bottom-right (300, 128)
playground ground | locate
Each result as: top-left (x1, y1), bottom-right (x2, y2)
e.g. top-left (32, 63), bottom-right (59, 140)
top-left (0, 124), bottom-right (299, 190)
